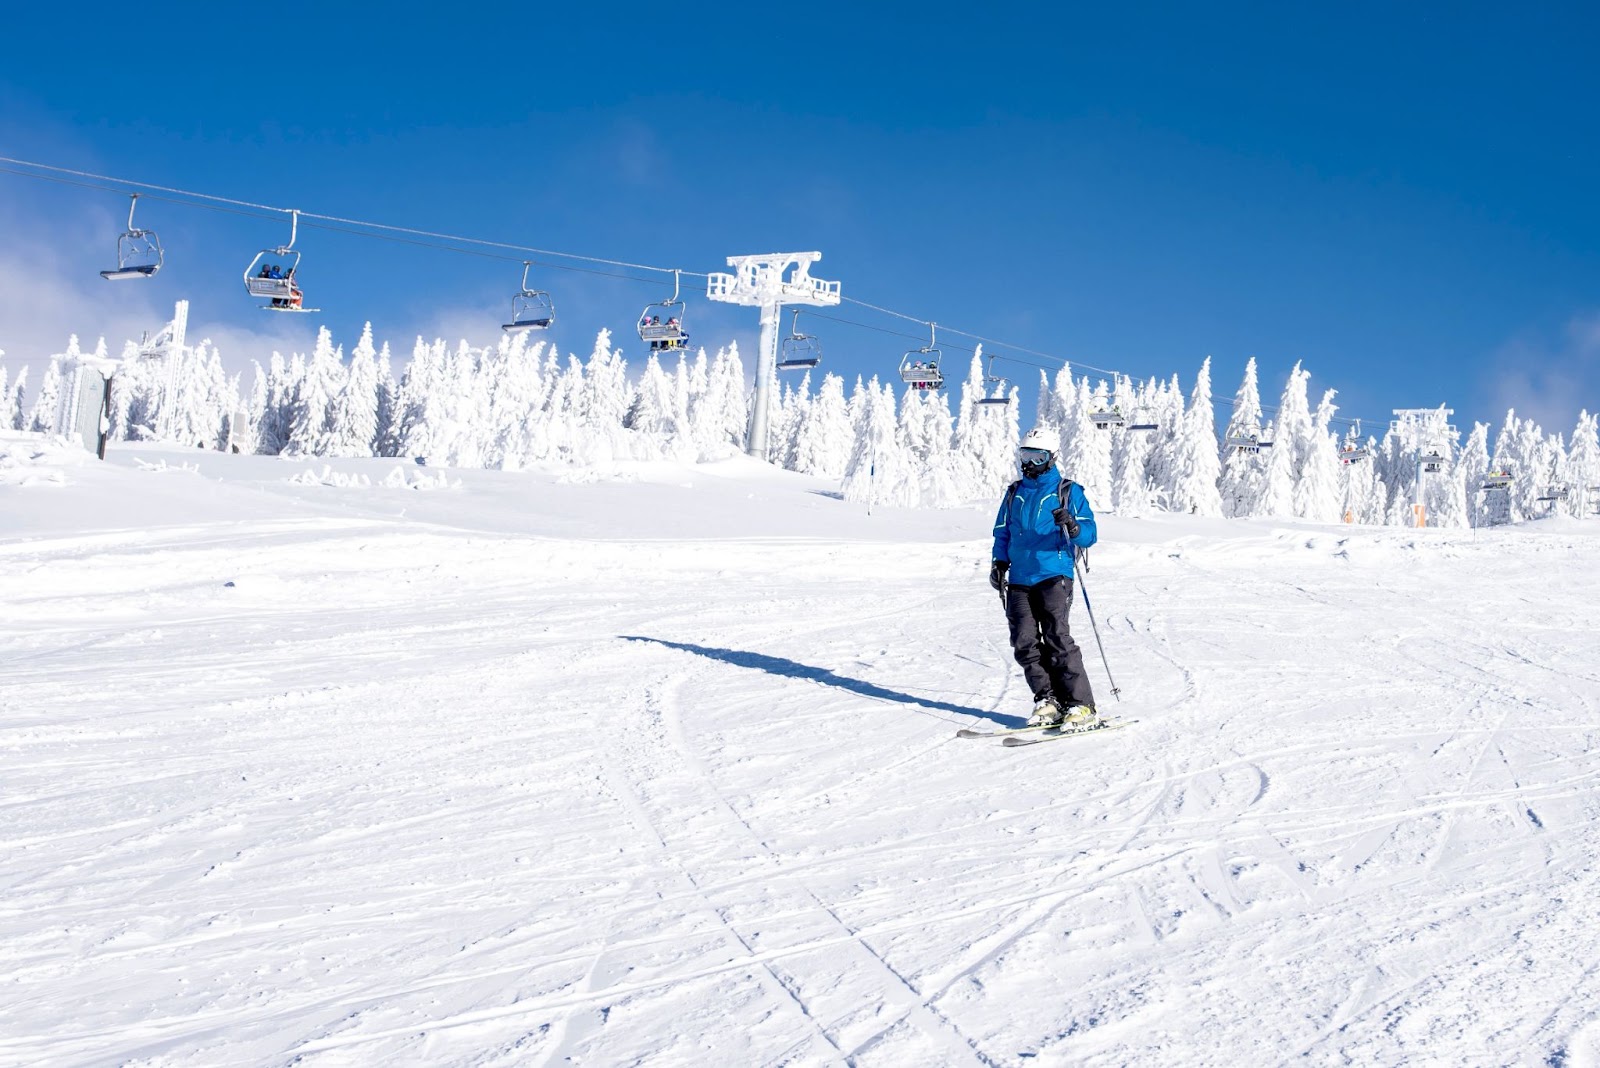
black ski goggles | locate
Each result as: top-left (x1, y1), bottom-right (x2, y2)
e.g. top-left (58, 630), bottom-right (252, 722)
top-left (1018, 447), bottom-right (1052, 465)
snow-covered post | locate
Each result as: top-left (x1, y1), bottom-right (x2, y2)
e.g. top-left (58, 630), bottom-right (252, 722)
top-left (706, 252), bottom-right (841, 461)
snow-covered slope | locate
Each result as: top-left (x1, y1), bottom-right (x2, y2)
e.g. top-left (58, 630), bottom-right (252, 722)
top-left (4, 433), bottom-right (1600, 1066)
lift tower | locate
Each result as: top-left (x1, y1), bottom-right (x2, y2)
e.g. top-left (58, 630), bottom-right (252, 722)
top-left (707, 252), bottom-right (841, 460)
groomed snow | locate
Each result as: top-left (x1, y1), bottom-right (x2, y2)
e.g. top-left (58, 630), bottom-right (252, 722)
top-left (4, 433), bottom-right (1600, 1066)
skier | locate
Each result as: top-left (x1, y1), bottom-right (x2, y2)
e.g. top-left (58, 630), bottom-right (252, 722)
top-left (989, 425), bottom-right (1100, 728)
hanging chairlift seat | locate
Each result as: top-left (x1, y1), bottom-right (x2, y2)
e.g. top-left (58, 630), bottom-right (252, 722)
top-left (638, 309), bottom-right (687, 342)
top-left (503, 262), bottom-right (555, 333)
top-left (1481, 470), bottom-right (1513, 491)
top-left (638, 270), bottom-right (689, 350)
top-left (899, 323), bottom-right (944, 390)
top-left (504, 301), bottom-right (555, 333)
top-left (1339, 443), bottom-right (1371, 464)
top-left (1091, 408), bottom-right (1126, 430)
top-left (243, 211), bottom-right (318, 312)
top-left (976, 378), bottom-right (1011, 406)
top-left (1227, 432), bottom-right (1272, 453)
top-left (899, 353), bottom-right (943, 390)
top-left (1421, 450), bottom-right (1446, 474)
top-left (101, 232), bottom-right (163, 280)
top-left (777, 321), bottom-right (821, 370)
top-left (101, 195), bottom-right (163, 281)
top-left (898, 346), bottom-right (943, 389)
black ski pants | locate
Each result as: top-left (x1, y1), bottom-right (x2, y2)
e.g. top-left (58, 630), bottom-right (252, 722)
top-left (1005, 575), bottom-right (1096, 708)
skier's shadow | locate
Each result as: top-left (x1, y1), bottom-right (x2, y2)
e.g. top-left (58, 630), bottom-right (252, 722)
top-left (621, 635), bottom-right (1022, 728)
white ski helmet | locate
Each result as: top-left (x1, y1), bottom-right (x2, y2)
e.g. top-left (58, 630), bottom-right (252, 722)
top-left (1018, 426), bottom-right (1060, 477)
top-left (1019, 426), bottom-right (1060, 455)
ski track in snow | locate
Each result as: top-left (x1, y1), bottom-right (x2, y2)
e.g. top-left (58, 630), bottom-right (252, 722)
top-left (5, 458), bottom-right (1600, 1066)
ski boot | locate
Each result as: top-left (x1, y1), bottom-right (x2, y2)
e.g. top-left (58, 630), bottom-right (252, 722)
top-left (1061, 704), bottom-right (1100, 727)
top-left (1027, 697), bottom-right (1065, 728)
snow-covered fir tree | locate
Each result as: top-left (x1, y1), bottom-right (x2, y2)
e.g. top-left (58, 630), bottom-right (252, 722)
top-left (1458, 422), bottom-right (1492, 527)
top-left (28, 355), bottom-right (64, 435)
top-left (1170, 358), bottom-right (1224, 516)
top-left (841, 378), bottom-right (916, 507)
top-left (328, 323), bottom-right (380, 458)
top-left (1294, 388), bottom-right (1344, 523)
top-left (793, 372), bottom-right (853, 479)
top-left (1568, 411), bottom-right (1600, 518)
top-left (954, 350), bottom-right (1021, 501)
top-left (1219, 358), bottom-right (1269, 516)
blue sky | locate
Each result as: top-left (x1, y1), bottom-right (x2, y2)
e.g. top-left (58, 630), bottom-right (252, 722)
top-left (2, 3), bottom-right (1597, 436)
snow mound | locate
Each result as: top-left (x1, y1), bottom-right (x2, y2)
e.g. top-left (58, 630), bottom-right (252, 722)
top-left (0, 432), bottom-right (81, 487)
top-left (286, 465), bottom-right (461, 490)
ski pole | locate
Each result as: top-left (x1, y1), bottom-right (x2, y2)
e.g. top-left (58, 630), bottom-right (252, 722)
top-left (1073, 550), bottom-right (1121, 702)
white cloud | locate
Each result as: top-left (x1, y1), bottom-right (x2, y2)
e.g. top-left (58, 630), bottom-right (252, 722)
top-left (1485, 312), bottom-right (1600, 433)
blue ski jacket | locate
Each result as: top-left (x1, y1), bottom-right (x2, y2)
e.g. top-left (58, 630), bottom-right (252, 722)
top-left (991, 467), bottom-right (1098, 586)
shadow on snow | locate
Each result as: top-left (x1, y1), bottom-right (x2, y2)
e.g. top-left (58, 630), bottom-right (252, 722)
top-left (621, 635), bottom-right (1022, 728)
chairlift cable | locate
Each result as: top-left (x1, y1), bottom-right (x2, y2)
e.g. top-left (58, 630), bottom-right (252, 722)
top-left (0, 155), bottom-right (698, 280)
top-left (0, 153), bottom-right (1419, 435)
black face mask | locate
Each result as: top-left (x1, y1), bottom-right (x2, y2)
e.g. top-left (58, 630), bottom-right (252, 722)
top-left (1019, 448), bottom-right (1053, 479)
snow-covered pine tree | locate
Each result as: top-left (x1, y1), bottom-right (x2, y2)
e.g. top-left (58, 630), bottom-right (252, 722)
top-left (897, 386), bottom-right (935, 464)
top-left (627, 351), bottom-right (680, 460)
top-left (687, 345), bottom-right (748, 460)
top-left (577, 329), bottom-right (635, 463)
top-left (490, 337), bottom-right (550, 468)
top-left (769, 372), bottom-right (810, 471)
top-left (1458, 422), bottom-right (1491, 527)
top-left (954, 351), bottom-right (1020, 501)
top-left (1294, 387), bottom-right (1344, 522)
top-left (793, 372), bottom-right (853, 478)
top-left (6, 366), bottom-right (26, 431)
top-left (1568, 411), bottom-right (1600, 519)
top-left (395, 338), bottom-right (440, 461)
top-left (28, 356), bottom-right (63, 435)
top-left (841, 378), bottom-right (916, 506)
top-left (329, 324), bottom-right (380, 458)
top-left (1170, 358), bottom-right (1224, 516)
top-left (1108, 375), bottom-right (1149, 513)
top-left (373, 342), bottom-right (398, 457)
top-left (1059, 377), bottom-right (1106, 500)
top-left (287, 328), bottom-right (344, 456)
top-left (1220, 357), bottom-right (1268, 517)
top-left (1425, 420), bottom-right (1469, 529)
top-left (708, 342), bottom-right (749, 457)
top-left (912, 387), bottom-right (961, 506)
top-left (1491, 410), bottom-right (1533, 520)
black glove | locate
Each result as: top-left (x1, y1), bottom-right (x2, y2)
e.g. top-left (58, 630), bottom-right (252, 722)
top-left (989, 560), bottom-right (1009, 591)
top-left (1052, 505), bottom-right (1081, 539)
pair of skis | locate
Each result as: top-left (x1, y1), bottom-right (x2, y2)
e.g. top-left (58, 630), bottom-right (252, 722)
top-left (957, 718), bottom-right (1133, 747)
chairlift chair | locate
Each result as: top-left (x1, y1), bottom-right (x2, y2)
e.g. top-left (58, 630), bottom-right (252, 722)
top-left (1126, 407), bottom-right (1159, 431)
top-left (898, 322), bottom-right (943, 390)
top-left (243, 210), bottom-right (319, 312)
top-left (1090, 407), bottom-right (1126, 431)
top-left (502, 261), bottom-right (555, 333)
top-left (1420, 449), bottom-right (1446, 474)
top-left (1338, 422), bottom-right (1370, 463)
top-left (1481, 469), bottom-right (1513, 491)
top-left (976, 353), bottom-right (1010, 406)
top-left (638, 269), bottom-right (689, 350)
top-left (100, 194), bottom-right (164, 281)
top-left (777, 308), bottom-right (821, 370)
top-left (1227, 430), bottom-right (1272, 453)
top-left (1536, 483), bottom-right (1571, 502)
